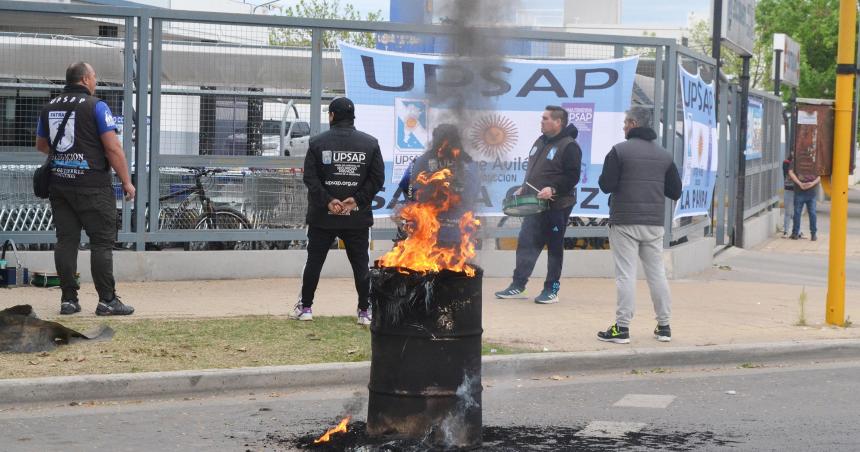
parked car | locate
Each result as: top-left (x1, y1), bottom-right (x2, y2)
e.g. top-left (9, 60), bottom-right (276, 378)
top-left (225, 119), bottom-right (310, 157)
top-left (261, 119), bottom-right (310, 157)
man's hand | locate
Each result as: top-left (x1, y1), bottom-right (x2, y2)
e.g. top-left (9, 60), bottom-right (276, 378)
top-left (342, 197), bottom-right (358, 213)
top-left (328, 199), bottom-right (344, 214)
top-left (513, 187), bottom-right (523, 196)
top-left (122, 182), bottom-right (136, 201)
top-left (537, 186), bottom-right (555, 200)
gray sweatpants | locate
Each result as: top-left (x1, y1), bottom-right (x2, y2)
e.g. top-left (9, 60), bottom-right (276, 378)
top-left (609, 224), bottom-right (672, 328)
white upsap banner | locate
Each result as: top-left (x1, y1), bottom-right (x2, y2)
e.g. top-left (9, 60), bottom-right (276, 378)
top-left (339, 43), bottom-right (639, 217)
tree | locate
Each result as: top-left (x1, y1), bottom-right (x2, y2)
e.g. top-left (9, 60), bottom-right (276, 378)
top-left (686, 18), bottom-right (769, 90)
top-left (268, 0), bottom-right (383, 49)
top-left (755, 0), bottom-right (839, 100)
top-left (685, 0), bottom-right (839, 101)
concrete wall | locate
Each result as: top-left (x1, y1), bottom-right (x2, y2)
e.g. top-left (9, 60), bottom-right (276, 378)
top-left (666, 236), bottom-right (716, 279)
top-left (741, 209), bottom-right (780, 249)
top-left (17, 236), bottom-right (714, 282)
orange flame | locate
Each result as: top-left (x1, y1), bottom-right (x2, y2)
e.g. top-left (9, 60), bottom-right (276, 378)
top-left (380, 168), bottom-right (480, 276)
top-left (314, 416), bottom-right (351, 444)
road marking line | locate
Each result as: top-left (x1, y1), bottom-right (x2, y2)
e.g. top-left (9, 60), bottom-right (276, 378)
top-left (613, 394), bottom-right (677, 409)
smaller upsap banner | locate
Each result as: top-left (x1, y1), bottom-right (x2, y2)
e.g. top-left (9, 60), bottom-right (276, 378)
top-left (745, 96), bottom-right (763, 160)
top-left (675, 65), bottom-right (718, 220)
top-left (338, 42), bottom-right (639, 217)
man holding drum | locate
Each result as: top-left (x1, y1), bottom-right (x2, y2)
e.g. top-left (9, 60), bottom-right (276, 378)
top-left (495, 106), bottom-right (582, 304)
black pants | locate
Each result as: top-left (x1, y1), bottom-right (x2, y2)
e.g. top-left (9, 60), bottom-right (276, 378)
top-left (512, 206), bottom-right (574, 291)
top-left (49, 184), bottom-right (117, 301)
top-left (300, 226), bottom-right (370, 310)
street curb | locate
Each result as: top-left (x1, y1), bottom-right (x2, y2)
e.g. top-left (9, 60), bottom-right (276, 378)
top-left (480, 339), bottom-right (860, 376)
top-left (2, 339), bottom-right (859, 406)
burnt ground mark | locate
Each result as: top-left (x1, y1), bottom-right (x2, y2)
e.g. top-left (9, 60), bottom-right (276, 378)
top-left (257, 421), bottom-right (742, 451)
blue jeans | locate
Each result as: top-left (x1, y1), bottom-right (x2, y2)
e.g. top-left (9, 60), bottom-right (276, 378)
top-left (783, 189), bottom-right (794, 232)
top-left (792, 187), bottom-right (817, 236)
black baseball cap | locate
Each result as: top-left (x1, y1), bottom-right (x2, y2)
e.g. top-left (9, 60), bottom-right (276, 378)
top-left (329, 97), bottom-right (355, 119)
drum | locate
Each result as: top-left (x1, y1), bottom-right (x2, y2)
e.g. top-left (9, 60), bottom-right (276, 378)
top-left (502, 194), bottom-right (548, 217)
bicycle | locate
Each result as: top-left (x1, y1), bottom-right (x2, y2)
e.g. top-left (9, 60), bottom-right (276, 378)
top-left (157, 168), bottom-right (254, 250)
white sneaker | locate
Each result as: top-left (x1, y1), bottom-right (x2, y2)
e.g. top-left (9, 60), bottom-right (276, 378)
top-left (357, 309), bottom-right (372, 326)
top-left (291, 302), bottom-right (313, 321)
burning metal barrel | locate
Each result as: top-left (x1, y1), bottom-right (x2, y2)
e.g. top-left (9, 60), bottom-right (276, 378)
top-left (367, 265), bottom-right (483, 450)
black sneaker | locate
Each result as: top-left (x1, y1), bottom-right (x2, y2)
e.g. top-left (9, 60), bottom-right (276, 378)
top-left (96, 295), bottom-right (135, 316)
top-left (597, 324), bottom-right (630, 344)
top-left (495, 284), bottom-right (527, 299)
top-left (789, 233), bottom-right (799, 240)
top-left (811, 233), bottom-right (817, 241)
top-left (60, 299), bottom-right (81, 315)
top-left (654, 324), bottom-right (672, 342)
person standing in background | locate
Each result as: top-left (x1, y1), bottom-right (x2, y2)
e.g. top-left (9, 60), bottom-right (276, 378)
top-left (782, 155), bottom-right (795, 237)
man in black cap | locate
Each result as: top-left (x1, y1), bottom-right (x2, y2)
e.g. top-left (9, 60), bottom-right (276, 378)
top-left (294, 97), bottom-right (385, 325)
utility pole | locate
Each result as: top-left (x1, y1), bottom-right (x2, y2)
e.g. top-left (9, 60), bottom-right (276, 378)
top-left (826, 0), bottom-right (856, 326)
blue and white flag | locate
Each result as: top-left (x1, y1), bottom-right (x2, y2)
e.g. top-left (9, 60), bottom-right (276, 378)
top-left (675, 65), bottom-right (718, 220)
top-left (339, 42), bottom-right (639, 217)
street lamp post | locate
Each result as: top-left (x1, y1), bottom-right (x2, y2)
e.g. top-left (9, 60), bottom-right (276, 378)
top-left (252, 0), bottom-right (280, 14)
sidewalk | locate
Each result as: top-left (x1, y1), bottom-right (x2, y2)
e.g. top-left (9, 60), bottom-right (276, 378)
top-left (7, 199), bottom-right (859, 354)
top-left (2, 193), bottom-right (859, 406)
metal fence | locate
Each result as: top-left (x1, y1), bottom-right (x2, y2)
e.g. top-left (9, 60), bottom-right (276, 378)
top-left (0, 1), bottom-right (780, 250)
top-left (741, 91), bottom-right (783, 219)
top-left (710, 84), bottom-right (784, 246)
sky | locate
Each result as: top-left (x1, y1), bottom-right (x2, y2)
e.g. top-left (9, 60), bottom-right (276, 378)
top-left (621, 0), bottom-right (710, 26)
top-left (256, 0), bottom-right (712, 27)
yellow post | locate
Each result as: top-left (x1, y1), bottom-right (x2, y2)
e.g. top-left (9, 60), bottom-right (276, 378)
top-left (826, 0), bottom-right (856, 326)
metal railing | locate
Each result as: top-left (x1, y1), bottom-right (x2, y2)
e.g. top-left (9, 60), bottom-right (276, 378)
top-left (0, 0), bottom-right (782, 251)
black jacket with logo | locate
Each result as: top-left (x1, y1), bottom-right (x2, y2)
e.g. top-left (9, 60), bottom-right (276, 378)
top-left (38, 85), bottom-right (111, 187)
top-left (303, 120), bottom-right (385, 229)
top-left (522, 124), bottom-right (582, 210)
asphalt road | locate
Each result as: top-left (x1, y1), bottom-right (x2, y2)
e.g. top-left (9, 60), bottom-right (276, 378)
top-left (2, 360), bottom-right (859, 451)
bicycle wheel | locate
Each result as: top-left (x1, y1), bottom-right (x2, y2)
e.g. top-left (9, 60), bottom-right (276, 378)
top-left (154, 206), bottom-right (197, 250)
top-left (186, 208), bottom-right (254, 251)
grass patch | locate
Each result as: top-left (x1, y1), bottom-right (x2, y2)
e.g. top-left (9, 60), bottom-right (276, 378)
top-left (630, 368), bottom-right (671, 375)
top-left (0, 316), bottom-right (531, 379)
top-left (481, 343), bottom-right (527, 355)
top-left (795, 287), bottom-right (808, 327)
top-left (737, 362), bottom-right (764, 369)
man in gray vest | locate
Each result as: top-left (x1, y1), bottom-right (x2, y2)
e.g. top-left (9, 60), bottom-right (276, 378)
top-left (495, 106), bottom-right (582, 304)
top-left (596, 106), bottom-right (681, 344)
top-left (35, 62), bottom-right (135, 316)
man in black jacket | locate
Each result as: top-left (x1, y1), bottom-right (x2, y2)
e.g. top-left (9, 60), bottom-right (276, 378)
top-left (295, 97), bottom-right (385, 325)
top-left (35, 62), bottom-right (135, 316)
top-left (397, 124), bottom-right (480, 245)
top-left (495, 106), bottom-right (582, 304)
top-left (596, 106), bottom-right (682, 344)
